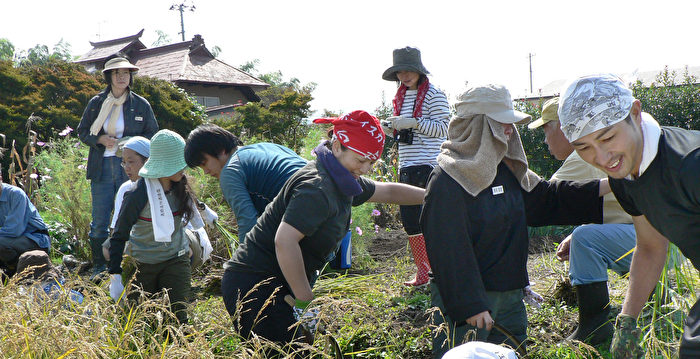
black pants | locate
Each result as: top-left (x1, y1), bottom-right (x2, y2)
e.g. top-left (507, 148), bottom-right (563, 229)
top-left (681, 298), bottom-right (700, 358)
top-left (222, 270), bottom-right (298, 344)
top-left (0, 235), bottom-right (44, 277)
top-left (399, 165), bottom-right (433, 235)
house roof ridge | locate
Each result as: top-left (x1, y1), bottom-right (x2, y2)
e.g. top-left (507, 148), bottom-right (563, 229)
top-left (89, 29), bottom-right (144, 47)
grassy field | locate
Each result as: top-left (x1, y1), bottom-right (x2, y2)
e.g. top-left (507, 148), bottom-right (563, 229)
top-left (1, 227), bottom-right (697, 358)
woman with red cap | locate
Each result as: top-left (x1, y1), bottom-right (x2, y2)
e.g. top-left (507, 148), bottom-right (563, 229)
top-left (221, 110), bottom-right (425, 346)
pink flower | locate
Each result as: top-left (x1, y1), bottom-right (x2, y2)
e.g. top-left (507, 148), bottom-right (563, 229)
top-left (35, 141), bottom-right (46, 147)
top-left (78, 164), bottom-right (86, 170)
top-left (29, 173), bottom-right (38, 179)
top-left (58, 126), bottom-right (73, 136)
top-left (374, 224), bottom-right (379, 233)
top-left (371, 209), bottom-right (381, 217)
top-left (355, 226), bottom-right (363, 236)
top-left (349, 218), bottom-right (352, 224)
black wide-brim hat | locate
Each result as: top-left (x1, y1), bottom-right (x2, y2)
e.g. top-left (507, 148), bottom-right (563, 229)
top-left (382, 46), bottom-right (430, 81)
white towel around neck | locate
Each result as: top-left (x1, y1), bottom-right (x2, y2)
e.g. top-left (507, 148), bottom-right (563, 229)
top-left (186, 204), bottom-right (213, 261)
top-left (144, 178), bottom-right (174, 242)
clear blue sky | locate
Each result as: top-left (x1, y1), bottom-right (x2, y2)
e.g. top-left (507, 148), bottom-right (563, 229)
top-left (3, 0), bottom-right (699, 117)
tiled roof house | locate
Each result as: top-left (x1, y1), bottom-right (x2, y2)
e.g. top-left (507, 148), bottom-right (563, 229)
top-left (75, 29), bottom-right (269, 116)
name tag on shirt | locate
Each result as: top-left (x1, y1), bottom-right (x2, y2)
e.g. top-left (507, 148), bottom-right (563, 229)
top-left (178, 248), bottom-right (188, 257)
top-left (492, 185), bottom-right (504, 195)
top-left (135, 116), bottom-right (143, 122)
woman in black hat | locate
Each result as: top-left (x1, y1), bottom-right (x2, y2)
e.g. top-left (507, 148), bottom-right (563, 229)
top-left (382, 46), bottom-right (450, 286)
top-left (76, 54), bottom-right (158, 281)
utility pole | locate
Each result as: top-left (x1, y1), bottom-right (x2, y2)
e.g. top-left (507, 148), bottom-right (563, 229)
top-left (528, 53), bottom-right (535, 94)
top-left (170, 2), bottom-right (196, 41)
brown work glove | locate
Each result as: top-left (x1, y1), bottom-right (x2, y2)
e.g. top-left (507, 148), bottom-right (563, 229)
top-left (610, 314), bottom-right (643, 359)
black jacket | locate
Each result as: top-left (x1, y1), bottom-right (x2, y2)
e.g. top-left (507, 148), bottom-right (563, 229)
top-left (77, 89), bottom-right (158, 180)
top-left (420, 163), bottom-right (603, 324)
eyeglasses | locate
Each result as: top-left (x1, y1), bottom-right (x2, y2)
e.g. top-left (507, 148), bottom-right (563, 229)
top-left (120, 161), bottom-right (138, 169)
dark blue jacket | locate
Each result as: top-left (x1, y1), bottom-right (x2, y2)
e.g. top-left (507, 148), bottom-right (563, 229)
top-left (77, 88), bottom-right (158, 180)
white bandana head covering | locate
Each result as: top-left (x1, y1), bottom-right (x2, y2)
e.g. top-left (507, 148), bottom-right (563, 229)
top-left (558, 74), bottom-right (635, 142)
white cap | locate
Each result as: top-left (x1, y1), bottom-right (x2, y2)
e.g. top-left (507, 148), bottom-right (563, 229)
top-left (443, 341), bottom-right (518, 359)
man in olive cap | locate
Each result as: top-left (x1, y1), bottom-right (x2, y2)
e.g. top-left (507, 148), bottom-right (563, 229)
top-left (558, 74), bottom-right (700, 358)
top-left (528, 97), bottom-right (636, 345)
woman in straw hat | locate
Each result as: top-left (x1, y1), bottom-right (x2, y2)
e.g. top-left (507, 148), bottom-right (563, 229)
top-left (77, 54), bottom-right (158, 281)
top-left (382, 46), bottom-right (450, 287)
top-left (221, 110), bottom-right (425, 347)
top-left (420, 84), bottom-right (611, 357)
top-left (106, 129), bottom-right (195, 324)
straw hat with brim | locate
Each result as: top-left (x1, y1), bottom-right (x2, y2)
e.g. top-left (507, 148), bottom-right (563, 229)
top-left (139, 129), bottom-right (187, 178)
top-left (455, 84), bottom-right (531, 124)
top-left (102, 57), bottom-right (139, 73)
top-left (382, 46), bottom-right (430, 81)
top-left (527, 97), bottom-right (560, 129)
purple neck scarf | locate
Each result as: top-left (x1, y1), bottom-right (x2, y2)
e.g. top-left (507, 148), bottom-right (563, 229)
top-left (313, 141), bottom-right (363, 197)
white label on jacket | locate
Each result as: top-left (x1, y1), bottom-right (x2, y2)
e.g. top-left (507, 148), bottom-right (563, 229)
top-left (178, 249), bottom-right (188, 257)
top-left (135, 116), bottom-right (143, 122)
top-left (492, 185), bottom-right (504, 195)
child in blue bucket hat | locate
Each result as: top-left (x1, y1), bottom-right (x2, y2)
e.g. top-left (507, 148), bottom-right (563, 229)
top-left (106, 129), bottom-right (196, 323)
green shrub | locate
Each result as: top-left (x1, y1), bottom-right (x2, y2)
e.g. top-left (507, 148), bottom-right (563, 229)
top-left (34, 133), bottom-right (91, 258)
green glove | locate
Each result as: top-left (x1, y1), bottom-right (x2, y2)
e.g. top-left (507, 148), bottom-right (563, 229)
top-left (295, 298), bottom-right (311, 310)
top-left (610, 314), bottom-right (643, 359)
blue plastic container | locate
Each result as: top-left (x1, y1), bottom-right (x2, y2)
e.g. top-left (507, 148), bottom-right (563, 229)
top-left (330, 230), bottom-right (352, 269)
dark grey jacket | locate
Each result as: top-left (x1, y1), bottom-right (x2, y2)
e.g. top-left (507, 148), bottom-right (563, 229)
top-left (77, 89), bottom-right (158, 180)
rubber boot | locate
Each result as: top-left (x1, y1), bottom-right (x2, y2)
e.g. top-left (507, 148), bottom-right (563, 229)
top-left (567, 281), bottom-right (614, 345)
top-left (404, 234), bottom-right (431, 287)
top-left (89, 237), bottom-right (107, 282)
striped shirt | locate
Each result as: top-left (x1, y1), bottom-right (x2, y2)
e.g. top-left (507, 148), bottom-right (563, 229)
top-left (396, 83), bottom-right (450, 168)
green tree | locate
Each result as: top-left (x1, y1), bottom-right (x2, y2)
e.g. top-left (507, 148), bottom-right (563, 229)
top-left (131, 76), bottom-right (206, 135)
top-left (632, 66), bottom-right (700, 130)
top-left (213, 60), bottom-right (315, 151)
top-left (514, 99), bottom-right (560, 178)
top-left (152, 30), bottom-right (171, 46)
top-left (0, 38), bottom-right (14, 61)
top-left (0, 57), bottom-right (206, 175)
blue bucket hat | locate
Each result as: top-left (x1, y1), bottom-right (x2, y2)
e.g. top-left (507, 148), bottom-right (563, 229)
top-left (123, 136), bottom-right (150, 158)
top-left (139, 130), bottom-right (187, 178)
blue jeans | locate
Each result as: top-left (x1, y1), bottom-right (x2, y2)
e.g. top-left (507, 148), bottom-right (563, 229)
top-left (431, 284), bottom-right (527, 358)
top-left (569, 223), bottom-right (636, 286)
top-left (89, 156), bottom-right (128, 241)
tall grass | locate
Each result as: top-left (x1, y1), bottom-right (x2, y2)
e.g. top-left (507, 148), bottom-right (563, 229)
top-left (34, 134), bottom-right (92, 258)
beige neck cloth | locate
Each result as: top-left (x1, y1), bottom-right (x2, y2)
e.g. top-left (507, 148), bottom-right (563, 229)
top-left (89, 91), bottom-right (128, 136)
top-left (436, 114), bottom-right (540, 197)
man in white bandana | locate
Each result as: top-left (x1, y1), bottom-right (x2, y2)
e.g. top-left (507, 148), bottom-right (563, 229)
top-left (558, 74), bottom-right (700, 359)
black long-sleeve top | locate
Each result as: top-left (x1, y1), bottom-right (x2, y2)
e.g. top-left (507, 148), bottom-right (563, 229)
top-left (420, 162), bottom-right (603, 324)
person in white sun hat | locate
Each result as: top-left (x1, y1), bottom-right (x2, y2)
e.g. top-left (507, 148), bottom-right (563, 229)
top-left (107, 129), bottom-right (196, 324)
top-left (558, 73), bottom-right (700, 359)
top-left (421, 84), bottom-right (611, 357)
